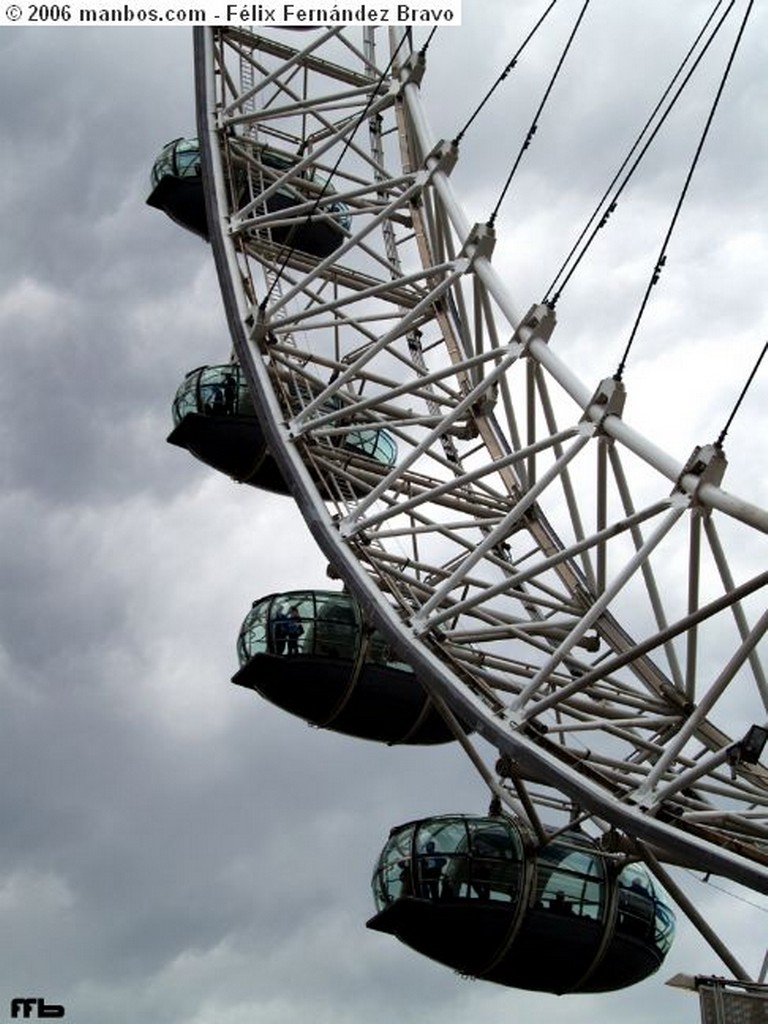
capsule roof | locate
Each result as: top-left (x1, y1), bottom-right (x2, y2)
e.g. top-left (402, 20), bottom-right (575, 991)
top-left (150, 137), bottom-right (202, 189)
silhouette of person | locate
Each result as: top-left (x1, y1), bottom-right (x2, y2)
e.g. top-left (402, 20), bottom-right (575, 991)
top-left (271, 608), bottom-right (288, 655)
top-left (286, 605), bottom-right (304, 655)
top-left (550, 891), bottom-right (573, 915)
top-left (222, 372), bottom-right (237, 415)
top-left (205, 382), bottom-right (225, 415)
top-left (419, 840), bottom-right (446, 899)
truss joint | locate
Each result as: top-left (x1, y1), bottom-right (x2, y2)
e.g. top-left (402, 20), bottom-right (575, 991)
top-left (517, 302), bottom-right (556, 354)
top-left (582, 376), bottom-right (626, 431)
top-left (418, 138), bottom-right (459, 183)
top-left (676, 442), bottom-right (728, 509)
top-left (337, 515), bottom-right (365, 542)
top-left (396, 49), bottom-right (426, 89)
top-left (460, 221), bottom-right (496, 262)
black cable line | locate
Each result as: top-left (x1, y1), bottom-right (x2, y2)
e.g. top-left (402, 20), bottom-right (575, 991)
top-left (545, 0), bottom-right (729, 306)
top-left (615, 0), bottom-right (754, 381)
top-left (547, 0), bottom-right (735, 307)
top-left (488, 0), bottom-right (592, 230)
top-left (452, 0), bottom-right (561, 147)
top-left (691, 867), bottom-right (768, 914)
top-left (717, 341), bottom-right (767, 448)
top-left (419, 27), bottom-right (438, 57)
top-left (259, 31), bottom-right (411, 311)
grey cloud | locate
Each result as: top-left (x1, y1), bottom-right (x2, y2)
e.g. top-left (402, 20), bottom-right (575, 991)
top-left (1, 10), bottom-right (765, 1024)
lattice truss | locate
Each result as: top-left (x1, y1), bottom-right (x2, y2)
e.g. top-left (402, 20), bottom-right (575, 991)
top-left (197, 25), bottom-right (768, 893)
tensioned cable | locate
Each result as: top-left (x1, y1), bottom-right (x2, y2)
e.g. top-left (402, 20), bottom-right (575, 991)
top-left (419, 27), bottom-right (438, 57)
top-left (692, 869), bottom-right (768, 915)
top-left (615, 0), bottom-right (755, 381)
top-left (716, 341), bottom-right (767, 449)
top-left (452, 0), bottom-right (560, 147)
top-left (544, 0), bottom-right (729, 306)
top-left (488, 0), bottom-right (592, 230)
top-left (259, 30), bottom-right (411, 311)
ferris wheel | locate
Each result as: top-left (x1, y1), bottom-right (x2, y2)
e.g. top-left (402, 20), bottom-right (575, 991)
top-left (150, 5), bottom-right (767, 1000)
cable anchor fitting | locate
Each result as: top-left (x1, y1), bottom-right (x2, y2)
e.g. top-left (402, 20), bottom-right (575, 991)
top-left (651, 254), bottom-right (667, 286)
top-left (582, 377), bottom-right (627, 431)
top-left (460, 221), bottom-right (496, 262)
top-left (675, 443), bottom-right (727, 508)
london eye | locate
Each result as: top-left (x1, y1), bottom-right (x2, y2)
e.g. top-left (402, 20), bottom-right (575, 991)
top-left (149, 4), bottom-right (768, 1006)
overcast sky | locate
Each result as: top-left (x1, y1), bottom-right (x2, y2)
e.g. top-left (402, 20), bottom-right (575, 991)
top-left (1, 4), bottom-right (767, 1024)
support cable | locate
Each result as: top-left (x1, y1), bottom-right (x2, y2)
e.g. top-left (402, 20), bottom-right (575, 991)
top-left (544, 0), bottom-right (729, 306)
top-left (717, 340), bottom-right (768, 449)
top-left (488, 0), bottom-right (592, 230)
top-left (452, 0), bottom-right (560, 147)
top-left (419, 27), bottom-right (438, 57)
top-left (614, 0), bottom-right (754, 382)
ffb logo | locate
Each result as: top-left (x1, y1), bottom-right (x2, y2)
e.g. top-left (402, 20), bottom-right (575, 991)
top-left (10, 1000), bottom-right (64, 1019)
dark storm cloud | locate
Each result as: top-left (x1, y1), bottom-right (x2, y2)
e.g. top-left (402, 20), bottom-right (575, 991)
top-left (0, 29), bottom-right (218, 508)
top-left (0, 28), bottom-right (270, 1015)
top-left (0, 9), bottom-right (766, 1024)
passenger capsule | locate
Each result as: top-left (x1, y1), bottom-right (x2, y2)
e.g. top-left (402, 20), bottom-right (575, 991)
top-left (368, 814), bottom-right (675, 994)
top-left (167, 363), bottom-right (397, 495)
top-left (146, 137), bottom-right (208, 240)
top-left (232, 591), bottom-right (464, 745)
top-left (146, 137), bottom-right (350, 257)
top-left (254, 145), bottom-right (351, 258)
top-left (167, 363), bottom-right (287, 493)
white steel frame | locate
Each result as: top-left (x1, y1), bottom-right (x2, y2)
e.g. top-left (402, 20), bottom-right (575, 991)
top-left (194, 22), bottom-right (768, 978)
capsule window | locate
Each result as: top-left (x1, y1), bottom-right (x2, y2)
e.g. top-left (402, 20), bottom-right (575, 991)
top-left (172, 364), bottom-right (254, 425)
top-left (412, 819), bottom-right (467, 900)
top-left (172, 140), bottom-right (201, 178)
top-left (373, 828), bottom-right (414, 910)
top-left (372, 817), bottom-right (525, 905)
top-left (464, 818), bottom-right (522, 903)
top-left (271, 595), bottom-right (313, 657)
top-left (535, 836), bottom-right (605, 920)
top-left (344, 426), bottom-right (398, 466)
top-left (304, 593), bottom-right (359, 660)
top-left (238, 600), bottom-right (269, 662)
top-left (239, 590), bottom-right (420, 670)
top-left (617, 863), bottom-right (675, 953)
top-left (151, 149), bottom-right (175, 186)
top-left (150, 138), bottom-right (201, 188)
